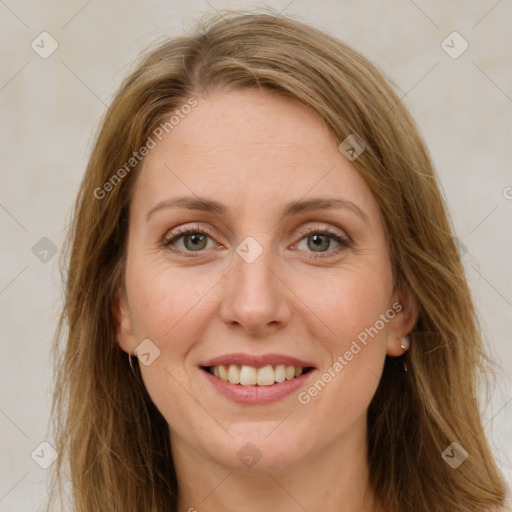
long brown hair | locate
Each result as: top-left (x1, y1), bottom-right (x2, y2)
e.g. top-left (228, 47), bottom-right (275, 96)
top-left (47, 8), bottom-right (507, 511)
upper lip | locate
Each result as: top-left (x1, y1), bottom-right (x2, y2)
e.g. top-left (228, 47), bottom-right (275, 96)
top-left (201, 353), bottom-right (316, 368)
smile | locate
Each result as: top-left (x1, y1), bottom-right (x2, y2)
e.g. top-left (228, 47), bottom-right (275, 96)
top-left (199, 353), bottom-right (317, 404)
top-left (205, 364), bottom-right (314, 386)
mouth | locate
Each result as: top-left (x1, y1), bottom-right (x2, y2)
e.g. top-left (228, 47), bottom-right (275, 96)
top-left (199, 353), bottom-right (317, 404)
top-left (201, 364), bottom-right (315, 386)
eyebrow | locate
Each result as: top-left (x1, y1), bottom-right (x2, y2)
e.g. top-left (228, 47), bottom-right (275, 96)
top-left (146, 196), bottom-right (369, 224)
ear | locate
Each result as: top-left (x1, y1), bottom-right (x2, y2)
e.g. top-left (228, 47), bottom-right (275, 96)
top-left (112, 285), bottom-right (136, 354)
top-left (386, 280), bottom-right (418, 357)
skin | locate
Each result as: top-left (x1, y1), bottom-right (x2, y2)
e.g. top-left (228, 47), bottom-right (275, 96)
top-left (114, 88), bottom-right (418, 512)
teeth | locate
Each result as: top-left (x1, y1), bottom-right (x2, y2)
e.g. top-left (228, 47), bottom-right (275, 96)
top-left (274, 364), bottom-right (286, 383)
top-left (285, 365), bottom-right (295, 380)
top-left (209, 364), bottom-right (309, 386)
top-left (240, 365), bottom-right (257, 385)
top-left (227, 364), bottom-right (240, 384)
top-left (218, 364), bottom-right (228, 381)
top-left (257, 365), bottom-right (274, 386)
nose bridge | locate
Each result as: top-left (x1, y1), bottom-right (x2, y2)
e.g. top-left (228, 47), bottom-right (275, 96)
top-left (233, 232), bottom-right (279, 302)
top-left (220, 232), bottom-right (290, 334)
top-left (235, 234), bottom-right (275, 294)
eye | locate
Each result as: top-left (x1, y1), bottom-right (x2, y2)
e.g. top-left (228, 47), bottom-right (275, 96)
top-left (293, 225), bottom-right (351, 258)
top-left (162, 224), bottom-right (218, 257)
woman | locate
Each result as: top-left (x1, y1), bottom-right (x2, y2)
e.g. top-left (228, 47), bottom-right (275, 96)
top-left (47, 9), bottom-right (509, 512)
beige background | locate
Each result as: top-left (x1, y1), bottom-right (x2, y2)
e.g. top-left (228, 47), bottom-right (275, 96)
top-left (1, 0), bottom-right (511, 510)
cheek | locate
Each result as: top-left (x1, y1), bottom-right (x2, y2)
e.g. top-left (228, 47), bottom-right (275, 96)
top-left (125, 262), bottom-right (212, 430)
top-left (298, 259), bottom-right (393, 349)
top-left (125, 253), bottom-right (215, 347)
top-left (294, 263), bottom-right (392, 413)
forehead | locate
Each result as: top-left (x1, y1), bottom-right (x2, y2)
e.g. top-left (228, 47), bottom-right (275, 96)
top-left (130, 88), bottom-right (380, 226)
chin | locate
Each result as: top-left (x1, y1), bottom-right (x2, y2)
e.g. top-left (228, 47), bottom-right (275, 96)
top-left (201, 422), bottom-right (315, 473)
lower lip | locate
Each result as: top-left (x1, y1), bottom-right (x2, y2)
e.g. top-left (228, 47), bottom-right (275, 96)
top-left (201, 368), bottom-right (316, 404)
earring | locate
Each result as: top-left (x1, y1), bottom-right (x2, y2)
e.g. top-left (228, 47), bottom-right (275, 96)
top-left (400, 335), bottom-right (410, 373)
top-left (128, 353), bottom-right (136, 373)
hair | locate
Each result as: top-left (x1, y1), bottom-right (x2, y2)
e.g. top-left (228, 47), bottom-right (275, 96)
top-left (47, 8), bottom-right (507, 512)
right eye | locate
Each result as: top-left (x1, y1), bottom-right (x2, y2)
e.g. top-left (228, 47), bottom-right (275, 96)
top-left (162, 224), bottom-right (219, 256)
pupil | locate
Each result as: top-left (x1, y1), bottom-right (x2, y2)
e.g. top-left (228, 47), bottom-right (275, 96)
top-left (185, 233), bottom-right (206, 251)
top-left (310, 234), bottom-right (328, 252)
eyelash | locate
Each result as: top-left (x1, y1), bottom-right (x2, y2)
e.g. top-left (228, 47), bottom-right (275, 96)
top-left (162, 223), bottom-right (351, 259)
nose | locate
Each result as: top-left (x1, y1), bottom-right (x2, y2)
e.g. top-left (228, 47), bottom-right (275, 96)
top-left (219, 237), bottom-right (292, 337)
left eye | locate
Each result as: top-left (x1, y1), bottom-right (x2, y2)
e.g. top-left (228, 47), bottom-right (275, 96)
top-left (294, 231), bottom-right (349, 254)
top-left (162, 226), bottom-right (350, 257)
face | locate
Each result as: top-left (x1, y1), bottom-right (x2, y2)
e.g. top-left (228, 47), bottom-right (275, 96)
top-left (114, 88), bottom-right (415, 474)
